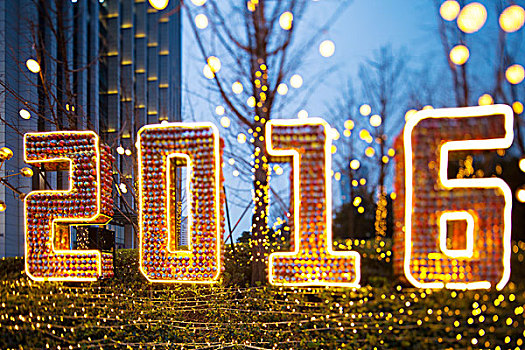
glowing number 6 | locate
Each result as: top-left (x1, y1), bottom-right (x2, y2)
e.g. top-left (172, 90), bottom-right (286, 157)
top-left (266, 118), bottom-right (361, 287)
top-left (402, 105), bottom-right (513, 290)
top-left (138, 123), bottom-right (224, 283)
top-left (24, 131), bottom-right (114, 281)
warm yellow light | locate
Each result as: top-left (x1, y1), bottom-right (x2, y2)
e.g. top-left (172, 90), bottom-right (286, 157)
top-left (215, 105), bottom-right (225, 115)
top-left (390, 192), bottom-right (397, 200)
top-left (499, 5), bottom-right (525, 33)
top-left (353, 197), bottom-right (362, 207)
top-left (405, 109), bottom-right (417, 121)
top-left (331, 144), bottom-right (337, 154)
top-left (388, 148), bottom-right (395, 157)
top-left (449, 45), bottom-right (469, 65)
top-left (440, 0), bottom-right (460, 21)
top-left (21, 167), bottom-right (33, 177)
top-left (237, 133), bottom-right (247, 144)
top-left (274, 165), bottom-right (283, 176)
top-left (506, 64), bottom-right (525, 85)
top-left (279, 11), bottom-right (293, 30)
top-left (478, 94), bottom-right (493, 106)
top-left (359, 178), bottom-right (366, 185)
top-left (513, 101), bottom-right (524, 114)
top-left (344, 119), bottom-right (355, 130)
top-left (334, 172), bottom-right (341, 181)
top-left (359, 104), bottom-right (371, 116)
top-left (228, 158), bottom-right (235, 165)
top-left (350, 159), bottom-right (360, 170)
top-left (423, 105), bottom-right (434, 110)
top-left (203, 65), bottom-right (214, 79)
top-left (125, 149), bottom-right (132, 156)
top-left (331, 128), bottom-right (340, 140)
top-left (343, 129), bottom-right (351, 137)
top-left (365, 147), bottom-right (375, 157)
top-left (195, 14), bottom-right (209, 29)
top-left (297, 109), bottom-right (308, 119)
top-left (357, 206), bottom-right (364, 214)
top-left (207, 56), bottom-right (221, 73)
top-left (516, 188), bottom-right (525, 203)
top-left (247, 96), bottom-right (256, 107)
top-left (0, 200), bottom-right (5, 212)
top-left (369, 114), bottom-right (382, 127)
top-left (117, 146), bottom-right (125, 155)
top-left (148, 0), bottom-right (169, 10)
top-left (232, 170), bottom-right (240, 177)
top-left (19, 109), bottom-right (31, 120)
top-left (351, 179), bottom-right (358, 187)
top-left (382, 155), bottom-right (389, 163)
top-left (457, 2), bottom-right (487, 33)
top-left (220, 116), bottom-right (231, 128)
top-left (232, 81), bottom-right (243, 94)
top-left (359, 129), bottom-right (371, 141)
top-left (0, 147), bottom-right (13, 161)
top-left (119, 183), bottom-right (128, 194)
top-left (319, 40), bottom-right (335, 58)
top-left (277, 83), bottom-right (288, 95)
top-left (519, 158), bottom-right (525, 172)
top-left (290, 74), bottom-right (303, 88)
top-left (26, 59), bottom-right (40, 73)
top-left (190, 0), bottom-right (206, 6)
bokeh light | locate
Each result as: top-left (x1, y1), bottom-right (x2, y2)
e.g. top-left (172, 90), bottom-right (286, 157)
top-left (148, 0), bottom-right (168, 10)
top-left (369, 114), bottom-right (382, 127)
top-left (26, 59), bottom-right (40, 73)
top-left (505, 64), bottom-right (525, 85)
top-left (516, 188), bottom-right (525, 203)
top-left (319, 40), bottom-right (335, 58)
top-left (297, 109), bottom-right (308, 119)
top-left (350, 159), bottom-right (360, 170)
top-left (365, 146), bottom-right (375, 157)
top-left (237, 133), bottom-right (247, 144)
top-left (215, 105), bottom-right (225, 115)
top-left (499, 5), bottom-right (525, 32)
top-left (478, 94), bottom-right (493, 106)
top-left (359, 104), bottom-right (371, 116)
top-left (220, 116), bottom-right (231, 128)
top-left (232, 81), bottom-right (243, 94)
top-left (277, 83), bottom-right (288, 95)
top-left (457, 2), bottom-right (487, 34)
top-left (195, 14), bottom-right (208, 29)
top-left (449, 45), bottom-right (469, 65)
top-left (190, 0), bottom-right (206, 6)
top-left (207, 56), bottom-right (221, 73)
top-left (405, 109), bottom-right (417, 121)
top-left (203, 65), bottom-right (214, 79)
top-left (344, 119), bottom-right (355, 130)
top-left (519, 158), bottom-right (525, 173)
top-left (279, 11), bottom-right (293, 30)
top-left (19, 109), bottom-right (31, 120)
top-left (513, 101), bottom-right (524, 114)
top-left (440, 0), bottom-right (460, 21)
top-left (290, 74), bottom-right (303, 88)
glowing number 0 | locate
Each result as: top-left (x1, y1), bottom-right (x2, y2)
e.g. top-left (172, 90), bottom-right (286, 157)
top-left (266, 118), bottom-right (360, 287)
top-left (138, 123), bottom-right (223, 283)
top-left (403, 105), bottom-right (513, 290)
top-left (24, 131), bottom-right (114, 281)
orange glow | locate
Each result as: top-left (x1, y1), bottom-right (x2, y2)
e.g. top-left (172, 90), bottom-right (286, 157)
top-left (506, 64), bottom-right (525, 85)
top-left (499, 5), bottom-right (525, 33)
top-left (24, 131), bottom-right (114, 282)
top-left (266, 119), bottom-right (360, 287)
top-left (395, 105), bottom-right (513, 290)
top-left (137, 123), bottom-right (223, 283)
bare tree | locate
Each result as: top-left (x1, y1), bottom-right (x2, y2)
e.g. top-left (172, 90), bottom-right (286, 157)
top-left (183, 0), bottom-right (349, 284)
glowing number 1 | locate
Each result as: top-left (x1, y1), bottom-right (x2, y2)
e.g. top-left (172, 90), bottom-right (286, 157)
top-left (403, 105), bottom-right (513, 290)
top-left (138, 123), bottom-right (223, 283)
top-left (266, 118), bottom-right (360, 287)
top-left (24, 131), bottom-right (114, 281)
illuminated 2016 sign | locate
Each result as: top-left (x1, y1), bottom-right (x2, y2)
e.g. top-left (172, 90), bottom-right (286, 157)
top-left (22, 105), bottom-right (513, 290)
top-left (393, 105), bottom-right (513, 291)
top-left (267, 119), bottom-right (360, 287)
top-left (24, 131), bottom-right (114, 282)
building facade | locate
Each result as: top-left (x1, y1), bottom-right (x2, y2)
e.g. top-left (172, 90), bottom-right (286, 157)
top-left (0, 0), bottom-right (182, 257)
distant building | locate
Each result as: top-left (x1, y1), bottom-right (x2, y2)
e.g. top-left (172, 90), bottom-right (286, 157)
top-left (0, 0), bottom-right (182, 257)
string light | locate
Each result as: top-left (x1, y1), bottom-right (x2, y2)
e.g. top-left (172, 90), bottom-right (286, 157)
top-left (319, 40), bottom-right (335, 58)
top-left (19, 109), bottom-right (31, 120)
top-left (449, 45), bottom-right (469, 65)
top-left (279, 11), bottom-right (293, 30)
top-left (440, 0), bottom-right (460, 21)
top-left (25, 59), bottom-right (40, 73)
top-left (505, 64), bottom-right (525, 85)
top-left (195, 14), bottom-right (208, 29)
top-left (290, 74), bottom-right (303, 88)
top-left (499, 5), bottom-right (525, 32)
top-left (148, 0), bottom-right (169, 10)
top-left (457, 2), bottom-right (487, 33)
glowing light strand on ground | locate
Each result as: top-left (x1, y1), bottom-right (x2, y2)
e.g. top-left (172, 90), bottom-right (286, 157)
top-left (24, 131), bottom-right (114, 281)
top-left (266, 118), bottom-right (360, 287)
top-left (137, 122), bottom-right (224, 283)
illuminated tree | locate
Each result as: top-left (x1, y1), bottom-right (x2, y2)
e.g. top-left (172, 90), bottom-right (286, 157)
top-left (183, 0), bottom-right (347, 284)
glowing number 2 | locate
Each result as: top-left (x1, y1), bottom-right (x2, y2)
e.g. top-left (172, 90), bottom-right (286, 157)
top-left (24, 131), bottom-right (114, 282)
top-left (266, 118), bottom-right (360, 287)
top-left (403, 105), bottom-right (513, 290)
top-left (138, 123), bottom-right (223, 283)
